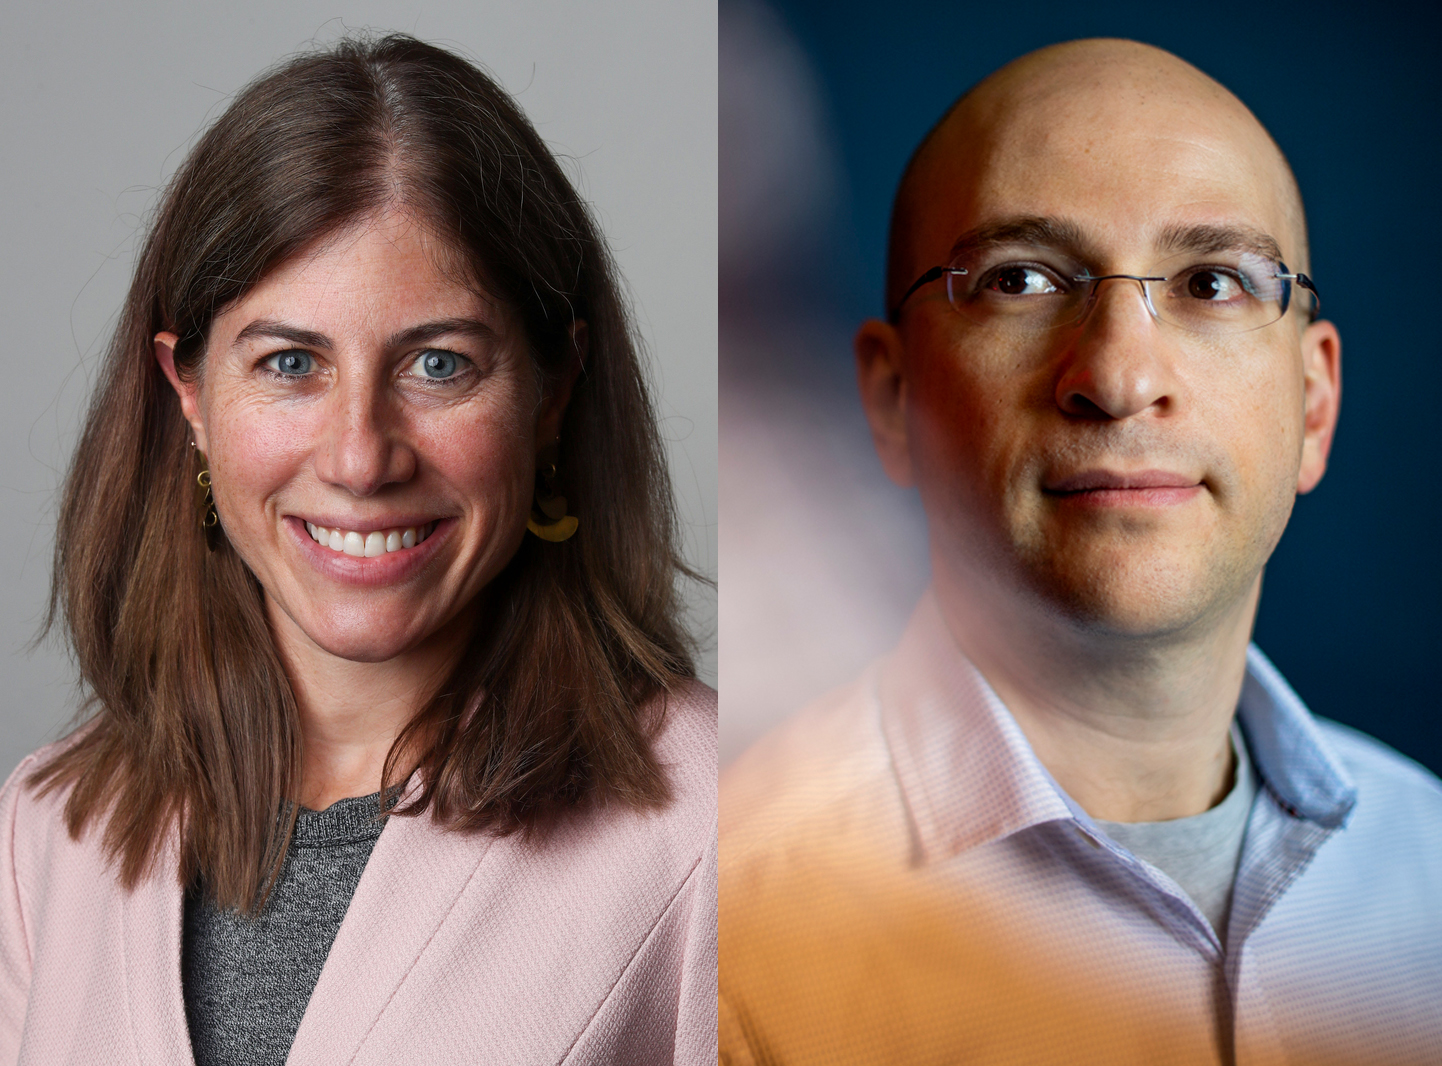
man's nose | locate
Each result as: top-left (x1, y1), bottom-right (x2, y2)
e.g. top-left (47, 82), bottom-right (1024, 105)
top-left (1053, 278), bottom-right (1180, 420)
top-left (314, 376), bottom-right (417, 496)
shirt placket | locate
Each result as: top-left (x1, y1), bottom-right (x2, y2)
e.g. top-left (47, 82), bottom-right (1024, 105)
top-left (1227, 789), bottom-right (1340, 1066)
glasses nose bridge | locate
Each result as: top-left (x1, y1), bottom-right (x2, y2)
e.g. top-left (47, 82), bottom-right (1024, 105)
top-left (1076, 272), bottom-right (1164, 325)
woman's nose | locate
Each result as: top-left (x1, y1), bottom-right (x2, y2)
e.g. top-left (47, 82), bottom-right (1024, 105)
top-left (1053, 278), bottom-right (1181, 421)
top-left (313, 378), bottom-right (417, 496)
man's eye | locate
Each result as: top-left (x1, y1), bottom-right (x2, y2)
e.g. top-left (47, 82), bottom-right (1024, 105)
top-left (406, 349), bottom-right (466, 380)
top-left (265, 350), bottom-right (313, 375)
top-left (1183, 269), bottom-right (1246, 301)
top-left (986, 265), bottom-right (1061, 296)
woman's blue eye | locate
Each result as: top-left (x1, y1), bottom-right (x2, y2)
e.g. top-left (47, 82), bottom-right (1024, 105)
top-left (265, 350), bottom-right (313, 376)
top-left (413, 349), bottom-right (460, 379)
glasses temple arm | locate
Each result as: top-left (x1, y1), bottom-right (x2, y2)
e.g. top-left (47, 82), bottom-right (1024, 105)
top-left (1281, 270), bottom-right (1321, 321)
top-left (888, 266), bottom-right (947, 324)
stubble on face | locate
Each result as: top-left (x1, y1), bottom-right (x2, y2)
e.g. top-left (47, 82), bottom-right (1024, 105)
top-left (893, 40), bottom-right (1313, 642)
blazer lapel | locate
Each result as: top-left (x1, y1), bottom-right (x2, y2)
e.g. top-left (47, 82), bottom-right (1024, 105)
top-left (285, 801), bottom-right (493, 1065)
top-left (120, 840), bottom-right (196, 1065)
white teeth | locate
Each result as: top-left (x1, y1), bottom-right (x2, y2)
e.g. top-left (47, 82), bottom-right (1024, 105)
top-left (306, 522), bottom-right (433, 556)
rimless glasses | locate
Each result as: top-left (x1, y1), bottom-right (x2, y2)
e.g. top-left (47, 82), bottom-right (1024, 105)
top-left (889, 245), bottom-right (1320, 335)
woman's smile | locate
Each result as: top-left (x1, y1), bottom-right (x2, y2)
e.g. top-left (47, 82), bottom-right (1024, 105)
top-left (286, 515), bottom-right (456, 589)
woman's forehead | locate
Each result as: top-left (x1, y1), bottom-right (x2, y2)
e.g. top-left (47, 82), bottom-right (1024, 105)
top-left (215, 210), bottom-right (505, 337)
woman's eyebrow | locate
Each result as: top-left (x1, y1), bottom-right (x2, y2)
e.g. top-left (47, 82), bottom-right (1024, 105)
top-left (385, 317), bottom-right (499, 349)
top-left (232, 319), bottom-right (332, 350)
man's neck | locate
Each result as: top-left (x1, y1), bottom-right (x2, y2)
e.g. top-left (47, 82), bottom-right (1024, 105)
top-left (933, 567), bottom-right (1258, 823)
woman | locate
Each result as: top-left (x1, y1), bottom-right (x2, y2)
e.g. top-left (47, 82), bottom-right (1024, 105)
top-left (0, 34), bottom-right (714, 1065)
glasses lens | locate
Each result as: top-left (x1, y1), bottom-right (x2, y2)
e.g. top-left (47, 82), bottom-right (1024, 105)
top-left (943, 247), bottom-right (1089, 331)
top-left (1149, 250), bottom-right (1291, 334)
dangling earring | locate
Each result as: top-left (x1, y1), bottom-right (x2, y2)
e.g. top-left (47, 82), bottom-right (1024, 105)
top-left (194, 447), bottom-right (221, 552)
top-left (527, 453), bottom-right (578, 542)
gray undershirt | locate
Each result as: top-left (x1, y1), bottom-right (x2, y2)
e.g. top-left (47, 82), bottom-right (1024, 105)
top-left (183, 792), bottom-right (387, 1066)
top-left (1095, 725), bottom-right (1257, 943)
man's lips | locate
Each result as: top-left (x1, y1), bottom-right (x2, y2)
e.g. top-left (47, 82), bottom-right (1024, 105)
top-left (1043, 469), bottom-right (1203, 507)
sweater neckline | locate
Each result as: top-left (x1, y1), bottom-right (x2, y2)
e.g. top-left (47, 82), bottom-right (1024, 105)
top-left (290, 792), bottom-right (387, 848)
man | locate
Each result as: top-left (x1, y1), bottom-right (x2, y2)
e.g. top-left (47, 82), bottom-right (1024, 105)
top-left (719, 39), bottom-right (1442, 1065)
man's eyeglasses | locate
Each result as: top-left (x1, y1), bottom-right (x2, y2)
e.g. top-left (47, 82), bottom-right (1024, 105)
top-left (888, 247), bottom-right (1320, 335)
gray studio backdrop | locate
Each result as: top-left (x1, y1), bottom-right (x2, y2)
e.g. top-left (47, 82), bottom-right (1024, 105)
top-left (0, 1), bottom-right (717, 778)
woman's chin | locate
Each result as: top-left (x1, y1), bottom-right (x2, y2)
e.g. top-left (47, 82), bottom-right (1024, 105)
top-left (302, 629), bottom-right (421, 664)
top-left (315, 637), bottom-right (417, 664)
top-left (283, 608), bottom-right (446, 665)
top-left (263, 585), bottom-right (477, 667)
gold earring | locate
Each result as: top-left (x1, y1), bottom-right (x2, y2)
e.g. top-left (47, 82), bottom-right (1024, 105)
top-left (195, 451), bottom-right (220, 552)
top-left (527, 459), bottom-right (578, 542)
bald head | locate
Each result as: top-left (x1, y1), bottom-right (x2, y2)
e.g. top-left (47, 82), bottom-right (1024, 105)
top-left (885, 39), bottom-right (1308, 316)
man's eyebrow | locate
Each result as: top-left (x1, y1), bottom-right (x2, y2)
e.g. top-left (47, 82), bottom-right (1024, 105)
top-left (947, 216), bottom-right (1091, 260)
top-left (1155, 223), bottom-right (1285, 262)
top-left (944, 217), bottom-right (1288, 265)
top-left (231, 317), bottom-right (499, 351)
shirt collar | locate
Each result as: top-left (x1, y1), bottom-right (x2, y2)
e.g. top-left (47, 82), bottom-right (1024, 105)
top-left (878, 590), bottom-right (1358, 866)
top-left (1237, 645), bottom-right (1357, 828)
top-left (878, 590), bottom-right (1073, 865)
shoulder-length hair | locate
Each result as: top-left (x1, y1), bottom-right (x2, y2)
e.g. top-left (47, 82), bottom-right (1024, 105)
top-left (31, 34), bottom-right (696, 912)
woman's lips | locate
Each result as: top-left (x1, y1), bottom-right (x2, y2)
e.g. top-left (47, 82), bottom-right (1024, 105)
top-left (287, 515), bottom-right (455, 586)
top-left (1043, 469), bottom-right (1203, 507)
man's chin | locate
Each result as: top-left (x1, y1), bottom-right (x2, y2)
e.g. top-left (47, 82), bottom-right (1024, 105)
top-left (1016, 556), bottom-right (1251, 644)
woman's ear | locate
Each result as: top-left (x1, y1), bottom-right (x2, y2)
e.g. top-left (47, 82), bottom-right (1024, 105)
top-left (536, 321), bottom-right (587, 446)
top-left (155, 332), bottom-right (209, 453)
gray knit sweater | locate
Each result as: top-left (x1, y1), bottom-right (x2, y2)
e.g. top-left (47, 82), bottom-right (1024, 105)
top-left (182, 793), bottom-right (386, 1066)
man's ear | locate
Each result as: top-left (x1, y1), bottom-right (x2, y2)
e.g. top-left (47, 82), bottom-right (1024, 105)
top-left (154, 332), bottom-right (208, 453)
top-left (1296, 318), bottom-right (1341, 495)
top-left (855, 318), bottom-right (915, 487)
top-left (536, 320), bottom-right (586, 447)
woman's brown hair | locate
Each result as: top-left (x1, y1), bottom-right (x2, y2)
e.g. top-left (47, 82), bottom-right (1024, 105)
top-left (30, 34), bottom-right (697, 912)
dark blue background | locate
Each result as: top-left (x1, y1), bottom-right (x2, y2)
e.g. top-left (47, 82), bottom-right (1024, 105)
top-left (768, 0), bottom-right (1442, 775)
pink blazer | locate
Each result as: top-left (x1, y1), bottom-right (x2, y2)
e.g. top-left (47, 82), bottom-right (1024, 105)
top-left (0, 682), bottom-right (716, 1065)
